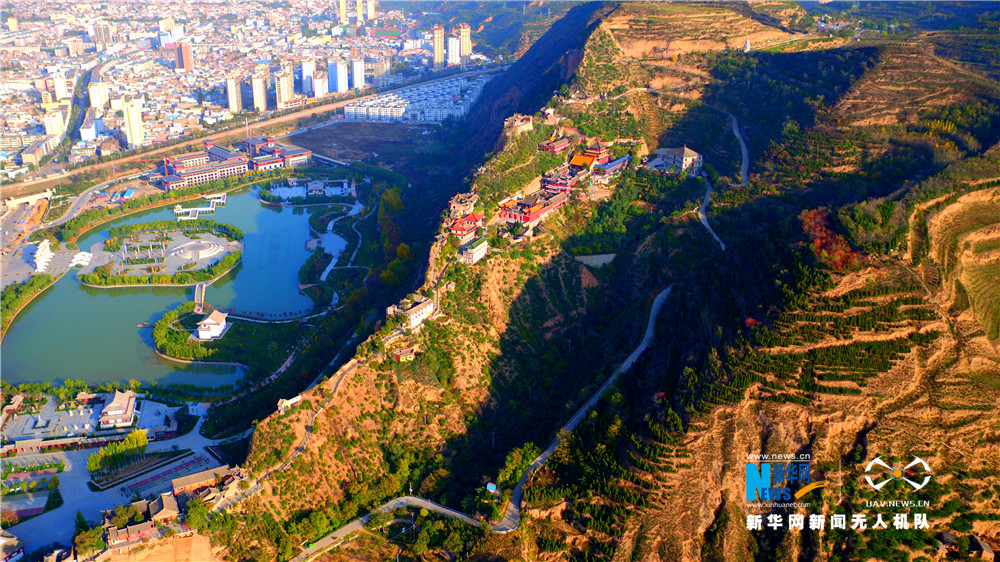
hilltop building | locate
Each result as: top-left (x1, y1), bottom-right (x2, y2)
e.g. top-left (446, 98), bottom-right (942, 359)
top-left (459, 236), bottom-right (488, 265)
top-left (499, 191), bottom-right (568, 225)
top-left (505, 114), bottom-right (533, 136)
top-left (449, 192), bottom-right (479, 218)
top-left (449, 212), bottom-right (483, 244)
top-left (386, 296), bottom-right (435, 330)
top-left (649, 146), bottom-right (703, 175)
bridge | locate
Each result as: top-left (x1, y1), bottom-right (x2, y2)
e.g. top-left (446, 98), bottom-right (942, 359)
top-left (174, 192), bottom-right (227, 221)
top-left (194, 283), bottom-right (207, 313)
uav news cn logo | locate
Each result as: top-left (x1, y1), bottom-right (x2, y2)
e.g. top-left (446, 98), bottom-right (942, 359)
top-left (864, 456), bottom-right (932, 492)
top-left (746, 453), bottom-right (827, 503)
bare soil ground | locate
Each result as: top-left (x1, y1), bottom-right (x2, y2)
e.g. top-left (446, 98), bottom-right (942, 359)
top-left (107, 535), bottom-right (223, 562)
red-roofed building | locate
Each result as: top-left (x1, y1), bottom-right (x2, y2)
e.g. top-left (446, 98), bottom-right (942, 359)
top-left (449, 212), bottom-right (483, 244)
top-left (538, 137), bottom-right (571, 154)
top-left (584, 141), bottom-right (611, 164)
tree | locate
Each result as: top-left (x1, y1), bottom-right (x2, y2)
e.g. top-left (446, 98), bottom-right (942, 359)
top-left (74, 509), bottom-right (89, 535)
top-left (185, 497), bottom-right (209, 530)
top-left (0, 511), bottom-right (18, 527)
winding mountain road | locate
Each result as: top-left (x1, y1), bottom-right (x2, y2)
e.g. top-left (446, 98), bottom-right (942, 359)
top-left (291, 285), bottom-right (674, 561)
top-left (696, 108), bottom-right (748, 252)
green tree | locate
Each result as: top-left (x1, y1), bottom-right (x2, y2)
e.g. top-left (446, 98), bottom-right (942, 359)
top-left (185, 497), bottom-right (209, 530)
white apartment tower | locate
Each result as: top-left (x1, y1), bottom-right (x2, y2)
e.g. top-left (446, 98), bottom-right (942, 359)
top-left (432, 25), bottom-right (444, 69)
top-left (332, 61), bottom-right (349, 93)
top-left (357, 0), bottom-right (365, 23)
top-left (251, 71), bottom-right (268, 112)
top-left (313, 71), bottom-right (328, 98)
top-left (88, 81), bottom-right (109, 109)
top-left (338, 0), bottom-right (348, 24)
top-left (275, 67), bottom-right (294, 109)
top-left (459, 23), bottom-right (471, 65)
top-left (226, 73), bottom-right (244, 112)
top-left (301, 59), bottom-right (315, 94)
top-left (52, 73), bottom-right (69, 100)
top-left (351, 59), bottom-right (365, 89)
top-left (447, 37), bottom-right (460, 66)
top-left (42, 111), bottom-right (65, 137)
top-left (123, 97), bottom-right (144, 148)
top-left (366, 0), bottom-right (375, 20)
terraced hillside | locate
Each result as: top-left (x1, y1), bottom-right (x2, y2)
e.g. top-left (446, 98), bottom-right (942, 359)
top-left (200, 4), bottom-right (1000, 562)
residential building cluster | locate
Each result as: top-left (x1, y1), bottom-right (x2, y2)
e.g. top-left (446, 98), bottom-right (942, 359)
top-left (343, 74), bottom-right (490, 122)
top-left (1, 0), bottom-right (488, 170)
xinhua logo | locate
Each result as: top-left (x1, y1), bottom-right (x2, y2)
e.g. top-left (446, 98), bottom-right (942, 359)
top-left (864, 457), bottom-right (932, 491)
top-left (746, 454), bottom-right (828, 503)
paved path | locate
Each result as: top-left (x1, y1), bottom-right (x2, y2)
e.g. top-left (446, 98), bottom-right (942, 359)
top-left (728, 112), bottom-right (749, 188)
top-left (41, 174), bottom-right (143, 228)
top-left (319, 203), bottom-right (365, 282)
top-left (289, 496), bottom-right (479, 562)
top-left (695, 107), bottom-right (749, 252)
top-left (698, 178), bottom-right (726, 252)
top-left (292, 285), bottom-right (674, 561)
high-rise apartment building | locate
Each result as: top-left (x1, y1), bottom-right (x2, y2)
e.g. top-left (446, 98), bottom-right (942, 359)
top-left (42, 112), bottom-right (65, 137)
top-left (447, 37), bottom-right (460, 66)
top-left (432, 25), bottom-right (444, 69)
top-left (275, 67), bottom-right (293, 109)
top-left (338, 0), bottom-right (348, 24)
top-left (123, 97), bottom-right (144, 148)
top-left (357, 0), bottom-right (365, 23)
top-left (313, 71), bottom-right (328, 98)
top-left (332, 61), bottom-right (349, 93)
top-left (88, 80), bottom-right (109, 108)
top-left (366, 0), bottom-right (376, 20)
top-left (351, 59), bottom-right (365, 89)
top-left (52, 74), bottom-right (69, 101)
top-left (158, 17), bottom-right (174, 33)
top-left (226, 73), bottom-right (244, 112)
top-left (251, 71), bottom-right (268, 112)
top-left (6, 17), bottom-right (18, 33)
top-left (176, 43), bottom-right (194, 71)
top-left (65, 40), bottom-right (85, 57)
top-left (458, 23), bottom-right (471, 65)
top-left (301, 60), bottom-right (315, 94)
top-left (92, 23), bottom-right (114, 45)
top-left (372, 59), bottom-right (390, 87)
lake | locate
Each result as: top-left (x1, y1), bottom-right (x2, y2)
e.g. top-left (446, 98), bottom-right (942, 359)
top-left (1, 187), bottom-right (346, 388)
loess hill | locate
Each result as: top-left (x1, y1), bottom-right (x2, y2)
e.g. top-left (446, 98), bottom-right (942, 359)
top-left (216, 3), bottom-right (1000, 561)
